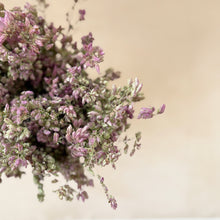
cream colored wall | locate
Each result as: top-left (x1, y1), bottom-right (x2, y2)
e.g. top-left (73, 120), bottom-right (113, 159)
top-left (0, 0), bottom-right (220, 219)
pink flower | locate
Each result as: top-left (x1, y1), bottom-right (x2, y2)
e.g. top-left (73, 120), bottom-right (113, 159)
top-left (89, 137), bottom-right (95, 145)
top-left (70, 146), bottom-right (88, 157)
top-left (109, 197), bottom-right (117, 209)
top-left (81, 32), bottom-right (94, 45)
top-left (35, 113), bottom-right (41, 120)
top-left (15, 143), bottom-right (23, 151)
top-left (79, 9), bottom-right (86, 21)
top-left (157, 104), bottom-right (166, 114)
top-left (14, 158), bottom-right (28, 168)
top-left (138, 107), bottom-right (155, 119)
top-left (68, 66), bottom-right (81, 75)
top-left (65, 133), bottom-right (72, 143)
top-left (46, 43), bottom-right (54, 50)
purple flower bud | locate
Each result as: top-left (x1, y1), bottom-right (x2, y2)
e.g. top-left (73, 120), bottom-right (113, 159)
top-left (35, 113), bottom-right (41, 120)
top-left (65, 133), bottom-right (72, 143)
top-left (68, 66), bottom-right (81, 75)
top-left (88, 137), bottom-right (95, 145)
top-left (35, 39), bottom-right (43, 47)
top-left (138, 107), bottom-right (155, 119)
top-left (46, 43), bottom-right (54, 50)
top-left (109, 197), bottom-right (117, 209)
top-left (96, 151), bottom-right (105, 160)
top-left (81, 32), bottom-right (94, 45)
top-left (100, 177), bottom-right (104, 183)
top-left (66, 125), bottom-right (73, 135)
top-left (25, 17), bottom-right (30, 27)
top-left (15, 143), bottom-right (23, 151)
top-left (136, 83), bottom-right (143, 93)
top-left (95, 64), bottom-right (100, 73)
top-left (8, 156), bottom-right (16, 165)
top-left (79, 9), bottom-right (86, 21)
top-left (72, 89), bottom-right (80, 99)
top-left (14, 159), bottom-right (21, 167)
top-left (71, 146), bottom-right (88, 157)
top-left (4, 103), bottom-right (9, 112)
top-left (157, 104), bottom-right (166, 114)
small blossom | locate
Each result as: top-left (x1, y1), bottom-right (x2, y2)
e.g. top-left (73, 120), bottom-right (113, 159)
top-left (14, 158), bottom-right (28, 169)
top-left (81, 32), bottom-right (94, 45)
top-left (70, 146), bottom-right (88, 157)
top-left (35, 113), bottom-right (41, 120)
top-left (68, 66), bottom-right (81, 75)
top-left (15, 143), bottom-right (23, 151)
top-left (138, 107), bottom-right (155, 119)
top-left (157, 104), bottom-right (166, 114)
top-left (46, 43), bottom-right (54, 50)
top-left (109, 197), bottom-right (117, 210)
top-left (79, 9), bottom-right (86, 21)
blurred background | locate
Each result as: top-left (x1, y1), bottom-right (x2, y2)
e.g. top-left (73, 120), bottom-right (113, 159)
top-left (1, 0), bottom-right (220, 219)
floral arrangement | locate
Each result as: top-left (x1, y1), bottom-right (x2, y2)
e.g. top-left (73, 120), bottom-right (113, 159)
top-left (0, 0), bottom-right (165, 209)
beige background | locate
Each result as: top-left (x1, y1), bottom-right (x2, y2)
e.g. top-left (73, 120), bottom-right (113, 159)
top-left (1, 0), bottom-right (220, 219)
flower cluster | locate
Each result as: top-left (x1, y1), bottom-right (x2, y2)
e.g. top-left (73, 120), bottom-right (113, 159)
top-left (0, 2), bottom-right (165, 209)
